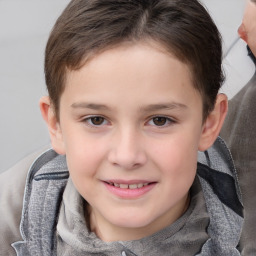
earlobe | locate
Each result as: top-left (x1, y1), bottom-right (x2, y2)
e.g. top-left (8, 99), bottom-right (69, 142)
top-left (198, 93), bottom-right (228, 151)
top-left (39, 96), bottom-right (66, 155)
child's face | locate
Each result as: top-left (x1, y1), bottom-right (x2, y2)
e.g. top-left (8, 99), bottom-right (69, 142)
top-left (55, 42), bottom-right (207, 241)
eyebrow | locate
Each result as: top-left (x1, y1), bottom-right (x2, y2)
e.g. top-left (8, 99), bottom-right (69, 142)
top-left (71, 102), bottom-right (187, 112)
top-left (140, 103), bottom-right (188, 112)
top-left (71, 102), bottom-right (109, 110)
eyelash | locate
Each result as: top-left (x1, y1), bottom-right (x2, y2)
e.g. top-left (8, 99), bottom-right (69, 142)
top-left (82, 115), bottom-right (176, 128)
top-left (146, 115), bottom-right (176, 127)
top-left (82, 115), bottom-right (109, 127)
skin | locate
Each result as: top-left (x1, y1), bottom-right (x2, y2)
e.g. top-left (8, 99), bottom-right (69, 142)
top-left (238, 0), bottom-right (256, 55)
top-left (40, 42), bottom-right (227, 242)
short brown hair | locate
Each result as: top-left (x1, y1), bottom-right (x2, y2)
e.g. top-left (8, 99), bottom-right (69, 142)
top-left (45, 0), bottom-right (224, 120)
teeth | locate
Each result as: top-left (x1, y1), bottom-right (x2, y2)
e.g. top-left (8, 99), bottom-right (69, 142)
top-left (110, 183), bottom-right (149, 189)
top-left (137, 183), bottom-right (143, 188)
top-left (129, 184), bottom-right (138, 189)
top-left (119, 184), bottom-right (129, 189)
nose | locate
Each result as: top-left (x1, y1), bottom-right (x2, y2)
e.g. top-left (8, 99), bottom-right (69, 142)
top-left (238, 23), bottom-right (248, 42)
top-left (108, 128), bottom-right (147, 170)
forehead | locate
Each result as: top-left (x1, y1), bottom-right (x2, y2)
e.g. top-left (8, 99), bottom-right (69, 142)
top-left (62, 42), bottom-right (202, 111)
top-left (66, 40), bottom-right (195, 88)
top-left (65, 42), bottom-right (193, 89)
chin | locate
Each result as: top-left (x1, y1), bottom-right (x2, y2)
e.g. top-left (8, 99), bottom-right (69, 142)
top-left (109, 212), bottom-right (156, 229)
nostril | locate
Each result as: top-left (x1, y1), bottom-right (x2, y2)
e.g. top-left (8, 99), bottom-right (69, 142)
top-left (108, 150), bottom-right (147, 170)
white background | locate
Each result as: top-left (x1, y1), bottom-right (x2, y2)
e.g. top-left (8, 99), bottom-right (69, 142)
top-left (0, 0), bottom-right (255, 173)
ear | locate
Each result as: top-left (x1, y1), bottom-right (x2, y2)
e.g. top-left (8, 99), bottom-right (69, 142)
top-left (198, 93), bottom-right (228, 151)
top-left (39, 96), bottom-right (66, 155)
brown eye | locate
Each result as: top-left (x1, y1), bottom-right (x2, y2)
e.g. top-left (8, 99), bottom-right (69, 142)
top-left (152, 117), bottom-right (168, 126)
top-left (89, 116), bottom-right (106, 126)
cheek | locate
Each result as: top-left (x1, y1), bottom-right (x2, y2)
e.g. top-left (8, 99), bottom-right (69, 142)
top-left (65, 140), bottom-right (107, 200)
top-left (154, 139), bottom-right (197, 207)
top-left (151, 134), bottom-right (199, 175)
top-left (64, 133), bottom-right (108, 178)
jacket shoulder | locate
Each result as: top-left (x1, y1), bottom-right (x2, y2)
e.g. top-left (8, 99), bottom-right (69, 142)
top-left (0, 146), bottom-right (50, 256)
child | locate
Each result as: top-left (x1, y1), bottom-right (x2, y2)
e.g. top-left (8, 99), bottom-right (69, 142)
top-left (0, 0), bottom-right (243, 255)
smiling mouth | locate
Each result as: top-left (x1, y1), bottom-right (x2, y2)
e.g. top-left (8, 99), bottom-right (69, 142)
top-left (105, 182), bottom-right (155, 189)
top-left (104, 181), bottom-right (157, 198)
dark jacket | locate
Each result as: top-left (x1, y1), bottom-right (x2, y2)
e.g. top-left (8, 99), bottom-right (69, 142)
top-left (220, 46), bottom-right (256, 256)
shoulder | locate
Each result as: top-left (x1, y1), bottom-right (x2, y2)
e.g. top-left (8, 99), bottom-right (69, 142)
top-left (198, 137), bottom-right (243, 212)
top-left (198, 136), bottom-right (243, 219)
top-left (198, 136), bottom-right (237, 177)
top-left (196, 138), bottom-right (243, 254)
top-left (221, 72), bottom-right (256, 152)
top-left (224, 72), bottom-right (256, 123)
top-left (0, 146), bottom-right (50, 255)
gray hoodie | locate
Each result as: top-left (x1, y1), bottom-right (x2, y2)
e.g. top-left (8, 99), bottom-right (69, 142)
top-left (1, 137), bottom-right (243, 256)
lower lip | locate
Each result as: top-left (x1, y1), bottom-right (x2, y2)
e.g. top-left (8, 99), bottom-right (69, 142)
top-left (103, 182), bottom-right (156, 199)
